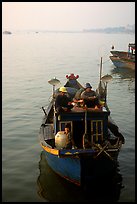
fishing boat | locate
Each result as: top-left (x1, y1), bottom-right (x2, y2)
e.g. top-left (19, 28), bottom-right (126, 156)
top-left (39, 65), bottom-right (125, 187)
top-left (110, 43), bottom-right (135, 70)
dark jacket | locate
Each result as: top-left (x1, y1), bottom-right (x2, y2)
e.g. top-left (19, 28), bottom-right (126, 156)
top-left (55, 94), bottom-right (71, 109)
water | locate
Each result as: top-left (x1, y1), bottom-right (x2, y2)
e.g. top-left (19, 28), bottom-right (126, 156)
top-left (2, 31), bottom-right (135, 202)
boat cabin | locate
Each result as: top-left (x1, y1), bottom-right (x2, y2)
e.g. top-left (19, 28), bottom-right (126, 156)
top-left (54, 107), bottom-right (109, 148)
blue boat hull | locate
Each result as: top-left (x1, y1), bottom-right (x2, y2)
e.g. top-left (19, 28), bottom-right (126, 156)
top-left (43, 150), bottom-right (81, 185)
top-left (42, 149), bottom-right (117, 186)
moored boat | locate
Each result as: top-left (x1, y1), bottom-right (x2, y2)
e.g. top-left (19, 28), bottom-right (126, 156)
top-left (39, 70), bottom-right (125, 187)
top-left (110, 43), bottom-right (135, 70)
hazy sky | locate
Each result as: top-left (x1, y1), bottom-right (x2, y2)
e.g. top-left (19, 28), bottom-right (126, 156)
top-left (2, 2), bottom-right (135, 31)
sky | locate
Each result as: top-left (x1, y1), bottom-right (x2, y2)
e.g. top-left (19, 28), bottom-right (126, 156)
top-left (2, 2), bottom-right (135, 31)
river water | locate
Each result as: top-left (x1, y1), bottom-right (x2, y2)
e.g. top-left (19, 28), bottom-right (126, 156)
top-left (2, 31), bottom-right (135, 202)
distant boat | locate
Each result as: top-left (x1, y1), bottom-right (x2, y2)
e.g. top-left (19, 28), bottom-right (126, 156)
top-left (3, 31), bottom-right (12, 34)
top-left (109, 43), bottom-right (135, 70)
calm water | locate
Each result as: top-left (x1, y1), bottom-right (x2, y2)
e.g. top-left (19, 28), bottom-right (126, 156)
top-left (2, 31), bottom-right (135, 202)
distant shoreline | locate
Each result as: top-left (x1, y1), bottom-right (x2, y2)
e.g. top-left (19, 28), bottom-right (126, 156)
top-left (4, 30), bottom-right (134, 35)
top-left (3, 24), bottom-right (135, 35)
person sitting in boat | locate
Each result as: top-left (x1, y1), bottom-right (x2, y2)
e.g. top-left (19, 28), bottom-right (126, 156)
top-left (81, 83), bottom-right (99, 108)
top-left (64, 123), bottom-right (75, 149)
top-left (55, 87), bottom-right (73, 115)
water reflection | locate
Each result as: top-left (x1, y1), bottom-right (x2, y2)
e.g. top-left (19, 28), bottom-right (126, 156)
top-left (110, 67), bottom-right (135, 94)
top-left (37, 151), bottom-right (124, 202)
top-left (110, 67), bottom-right (135, 80)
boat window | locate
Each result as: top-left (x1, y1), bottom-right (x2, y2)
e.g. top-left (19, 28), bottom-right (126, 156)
top-left (91, 120), bottom-right (103, 143)
top-left (59, 121), bottom-right (72, 132)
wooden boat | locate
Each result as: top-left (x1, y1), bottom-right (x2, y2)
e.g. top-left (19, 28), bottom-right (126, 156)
top-left (110, 43), bottom-right (135, 70)
top-left (39, 71), bottom-right (125, 187)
